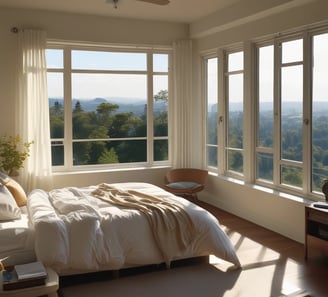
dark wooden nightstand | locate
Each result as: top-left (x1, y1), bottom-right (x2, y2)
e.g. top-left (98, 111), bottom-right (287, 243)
top-left (305, 204), bottom-right (328, 259)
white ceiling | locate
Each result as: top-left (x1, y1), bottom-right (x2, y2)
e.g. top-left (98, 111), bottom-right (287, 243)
top-left (0, 0), bottom-right (242, 23)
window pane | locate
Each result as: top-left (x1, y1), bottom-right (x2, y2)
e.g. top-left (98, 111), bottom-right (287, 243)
top-left (48, 73), bottom-right (64, 139)
top-left (72, 73), bottom-right (147, 99)
top-left (73, 140), bottom-right (147, 165)
top-left (312, 32), bottom-right (328, 192)
top-left (72, 73), bottom-right (147, 140)
top-left (207, 58), bottom-right (218, 145)
top-left (153, 54), bottom-right (168, 72)
top-left (46, 49), bottom-right (63, 69)
top-left (258, 45), bottom-right (274, 148)
top-left (48, 72), bottom-right (63, 99)
top-left (154, 139), bottom-right (168, 161)
top-left (227, 150), bottom-right (243, 173)
top-left (153, 75), bottom-right (168, 137)
top-left (228, 73), bottom-right (243, 149)
top-left (282, 39), bottom-right (303, 64)
top-left (228, 51), bottom-right (243, 72)
top-left (207, 146), bottom-right (218, 167)
top-left (256, 153), bottom-right (273, 181)
top-left (281, 66), bottom-right (303, 161)
top-left (51, 141), bottom-right (64, 166)
top-left (72, 51), bottom-right (147, 71)
top-left (280, 164), bottom-right (302, 188)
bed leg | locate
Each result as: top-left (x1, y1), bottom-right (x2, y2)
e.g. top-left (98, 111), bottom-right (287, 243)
top-left (112, 270), bottom-right (120, 279)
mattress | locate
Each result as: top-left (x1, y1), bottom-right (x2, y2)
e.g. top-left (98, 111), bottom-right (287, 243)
top-left (0, 207), bottom-right (36, 267)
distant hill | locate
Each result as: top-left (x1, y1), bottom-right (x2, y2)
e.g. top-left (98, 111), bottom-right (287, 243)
top-left (209, 101), bottom-right (328, 115)
top-left (49, 97), bottom-right (167, 116)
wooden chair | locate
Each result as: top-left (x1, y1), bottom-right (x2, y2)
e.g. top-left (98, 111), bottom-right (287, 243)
top-left (163, 168), bottom-right (208, 201)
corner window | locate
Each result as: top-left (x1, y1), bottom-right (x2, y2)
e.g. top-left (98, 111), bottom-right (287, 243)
top-left (205, 25), bottom-right (328, 200)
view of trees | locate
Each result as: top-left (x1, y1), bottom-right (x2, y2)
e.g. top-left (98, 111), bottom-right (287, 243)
top-left (49, 90), bottom-right (168, 166)
top-left (207, 102), bottom-right (328, 192)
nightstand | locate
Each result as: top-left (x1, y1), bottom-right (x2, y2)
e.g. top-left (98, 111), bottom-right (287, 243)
top-left (0, 267), bottom-right (58, 297)
top-left (305, 205), bottom-right (328, 259)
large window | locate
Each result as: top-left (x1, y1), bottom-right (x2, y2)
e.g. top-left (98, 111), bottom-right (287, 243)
top-left (205, 26), bottom-right (328, 200)
top-left (205, 51), bottom-right (244, 177)
top-left (258, 32), bottom-right (328, 197)
top-left (46, 45), bottom-right (170, 170)
top-left (312, 33), bottom-right (328, 192)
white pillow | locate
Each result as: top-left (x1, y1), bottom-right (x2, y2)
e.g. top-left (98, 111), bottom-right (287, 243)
top-left (0, 185), bottom-right (21, 220)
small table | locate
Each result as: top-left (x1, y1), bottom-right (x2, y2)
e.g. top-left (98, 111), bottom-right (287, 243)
top-left (305, 204), bottom-right (328, 259)
top-left (0, 267), bottom-right (58, 297)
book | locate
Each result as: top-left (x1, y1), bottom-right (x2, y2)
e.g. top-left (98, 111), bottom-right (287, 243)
top-left (2, 269), bottom-right (46, 291)
top-left (14, 261), bottom-right (47, 280)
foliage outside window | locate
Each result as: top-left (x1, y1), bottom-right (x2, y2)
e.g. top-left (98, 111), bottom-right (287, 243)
top-left (46, 46), bottom-right (170, 170)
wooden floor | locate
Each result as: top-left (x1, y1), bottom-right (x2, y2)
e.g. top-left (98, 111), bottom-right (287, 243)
top-left (197, 200), bottom-right (328, 297)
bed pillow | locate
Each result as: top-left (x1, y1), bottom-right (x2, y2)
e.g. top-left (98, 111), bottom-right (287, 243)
top-left (0, 172), bottom-right (27, 207)
top-left (0, 185), bottom-right (21, 220)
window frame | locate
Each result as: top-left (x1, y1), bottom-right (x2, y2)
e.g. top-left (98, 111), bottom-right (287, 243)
top-left (224, 49), bottom-right (245, 178)
top-left (204, 55), bottom-right (219, 171)
top-left (47, 42), bottom-right (172, 172)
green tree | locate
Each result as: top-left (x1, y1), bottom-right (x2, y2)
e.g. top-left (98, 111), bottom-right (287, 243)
top-left (98, 148), bottom-right (119, 164)
top-left (96, 102), bottom-right (119, 127)
top-left (73, 101), bottom-right (84, 113)
top-left (49, 101), bottom-right (64, 138)
top-left (154, 90), bottom-right (168, 103)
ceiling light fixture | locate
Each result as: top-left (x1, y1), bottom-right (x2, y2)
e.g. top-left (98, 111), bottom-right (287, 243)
top-left (106, 0), bottom-right (170, 9)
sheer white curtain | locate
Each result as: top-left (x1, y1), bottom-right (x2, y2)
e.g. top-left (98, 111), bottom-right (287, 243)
top-left (171, 40), bottom-right (193, 168)
top-left (16, 29), bottom-right (53, 191)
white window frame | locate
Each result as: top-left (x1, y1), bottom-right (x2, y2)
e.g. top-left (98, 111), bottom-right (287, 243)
top-left (47, 41), bottom-right (172, 172)
top-left (223, 48), bottom-right (245, 179)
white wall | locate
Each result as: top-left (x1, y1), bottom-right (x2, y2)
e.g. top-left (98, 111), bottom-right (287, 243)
top-left (192, 0), bottom-right (328, 243)
top-left (200, 176), bottom-right (306, 243)
top-left (193, 0), bottom-right (328, 50)
top-left (0, 7), bottom-right (188, 188)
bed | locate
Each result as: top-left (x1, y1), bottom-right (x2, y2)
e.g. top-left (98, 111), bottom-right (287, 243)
top-left (0, 185), bottom-right (36, 268)
top-left (1, 179), bottom-right (240, 276)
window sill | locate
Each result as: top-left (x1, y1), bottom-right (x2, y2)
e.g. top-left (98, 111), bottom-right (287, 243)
top-left (52, 165), bottom-right (171, 176)
top-left (209, 172), bottom-right (322, 206)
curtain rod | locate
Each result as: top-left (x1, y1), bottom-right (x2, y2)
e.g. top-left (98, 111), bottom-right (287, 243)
top-left (11, 27), bottom-right (43, 33)
top-left (11, 27), bottom-right (19, 33)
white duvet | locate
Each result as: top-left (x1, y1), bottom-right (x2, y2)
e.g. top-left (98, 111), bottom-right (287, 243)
top-left (27, 182), bottom-right (240, 274)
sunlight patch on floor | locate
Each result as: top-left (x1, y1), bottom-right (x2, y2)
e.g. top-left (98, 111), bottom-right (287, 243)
top-left (219, 258), bottom-right (304, 297)
top-left (209, 255), bottom-right (237, 272)
top-left (280, 282), bottom-right (303, 296)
